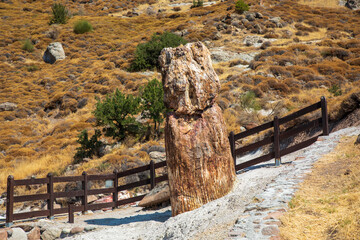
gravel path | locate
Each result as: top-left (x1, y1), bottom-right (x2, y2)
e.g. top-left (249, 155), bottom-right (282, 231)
top-left (57, 126), bottom-right (360, 240)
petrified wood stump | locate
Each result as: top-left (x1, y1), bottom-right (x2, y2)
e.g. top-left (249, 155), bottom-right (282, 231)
top-left (159, 42), bottom-right (235, 216)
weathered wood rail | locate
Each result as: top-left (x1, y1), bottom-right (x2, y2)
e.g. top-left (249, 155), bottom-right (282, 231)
top-left (5, 97), bottom-right (329, 226)
top-left (229, 96), bottom-right (329, 171)
top-left (5, 160), bottom-right (168, 226)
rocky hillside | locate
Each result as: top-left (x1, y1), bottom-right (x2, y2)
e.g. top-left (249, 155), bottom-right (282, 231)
top-left (0, 0), bottom-right (359, 196)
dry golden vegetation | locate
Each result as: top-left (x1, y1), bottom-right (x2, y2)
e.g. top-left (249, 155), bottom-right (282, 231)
top-left (0, 0), bottom-right (359, 194)
top-left (280, 135), bottom-right (360, 239)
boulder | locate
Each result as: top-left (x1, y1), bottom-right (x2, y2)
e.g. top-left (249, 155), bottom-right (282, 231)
top-left (41, 227), bottom-right (62, 240)
top-left (0, 229), bottom-right (7, 239)
top-left (149, 151), bottom-right (166, 163)
top-left (8, 228), bottom-right (27, 240)
top-left (43, 42), bottom-right (65, 64)
top-left (70, 227), bottom-right (84, 234)
top-left (138, 182), bottom-right (170, 207)
top-left (159, 42), bottom-right (235, 216)
top-left (355, 134), bottom-right (360, 145)
top-left (17, 224), bottom-right (33, 232)
top-left (27, 227), bottom-right (41, 240)
top-left (346, 0), bottom-right (360, 9)
top-left (146, 6), bottom-right (156, 15)
top-left (0, 102), bottom-right (17, 111)
top-left (159, 42), bottom-right (220, 115)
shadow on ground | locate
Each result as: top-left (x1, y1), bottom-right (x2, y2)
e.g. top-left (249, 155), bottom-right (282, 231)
top-left (84, 210), bottom-right (171, 226)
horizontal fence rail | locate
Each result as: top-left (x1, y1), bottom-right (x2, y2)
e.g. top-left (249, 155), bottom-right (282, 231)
top-left (6, 160), bottom-right (168, 226)
top-left (6, 97), bottom-right (329, 226)
top-left (229, 96), bottom-right (329, 172)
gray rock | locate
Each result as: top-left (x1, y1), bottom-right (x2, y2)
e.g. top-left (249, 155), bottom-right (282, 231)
top-left (269, 17), bottom-right (283, 28)
top-left (245, 13), bottom-right (255, 21)
top-left (149, 151), bottom-right (166, 163)
top-left (77, 98), bottom-right (88, 109)
top-left (346, 0), bottom-right (360, 9)
top-left (0, 102), bottom-right (17, 111)
top-left (355, 134), bottom-right (360, 144)
top-left (255, 12), bottom-right (263, 19)
top-left (43, 42), bottom-right (65, 64)
top-left (138, 181), bottom-right (170, 207)
top-left (146, 6), bottom-right (156, 15)
top-left (84, 226), bottom-right (96, 232)
top-left (41, 227), bottom-right (62, 240)
top-left (211, 32), bottom-right (222, 40)
top-left (147, 145), bottom-right (165, 153)
top-left (8, 228), bottom-right (27, 240)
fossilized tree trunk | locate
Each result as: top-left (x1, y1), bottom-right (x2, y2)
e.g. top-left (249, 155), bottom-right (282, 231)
top-left (159, 42), bottom-right (235, 216)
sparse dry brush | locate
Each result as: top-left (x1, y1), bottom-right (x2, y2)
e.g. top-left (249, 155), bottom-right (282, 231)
top-left (0, 0), bottom-right (359, 197)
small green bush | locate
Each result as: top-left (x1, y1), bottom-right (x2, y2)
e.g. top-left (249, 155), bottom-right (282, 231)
top-left (73, 20), bottom-right (93, 34)
top-left (26, 65), bottom-right (39, 72)
top-left (94, 89), bottom-right (141, 141)
top-left (49, 3), bottom-right (70, 25)
top-left (130, 31), bottom-right (187, 72)
top-left (140, 78), bottom-right (167, 135)
top-left (235, 0), bottom-right (249, 14)
top-left (191, 0), bottom-right (203, 8)
top-left (328, 84), bottom-right (342, 96)
top-left (74, 129), bottom-right (102, 163)
top-left (22, 39), bottom-right (34, 52)
top-left (239, 91), bottom-right (261, 110)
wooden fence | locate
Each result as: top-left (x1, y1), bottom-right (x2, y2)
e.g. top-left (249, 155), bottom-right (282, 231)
top-left (5, 97), bottom-right (329, 226)
top-left (5, 160), bottom-right (168, 226)
top-left (229, 96), bottom-right (328, 171)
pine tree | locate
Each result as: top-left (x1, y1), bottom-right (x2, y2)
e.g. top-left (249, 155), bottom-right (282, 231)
top-left (140, 78), bottom-right (166, 136)
top-left (93, 89), bottom-right (141, 141)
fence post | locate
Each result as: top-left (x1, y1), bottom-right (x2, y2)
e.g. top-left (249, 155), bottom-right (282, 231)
top-left (321, 96), bottom-right (329, 136)
top-left (47, 173), bottom-right (54, 220)
top-left (274, 116), bottom-right (281, 166)
top-left (68, 203), bottom-right (74, 223)
top-left (82, 171), bottom-right (88, 213)
top-left (229, 131), bottom-right (236, 170)
top-left (150, 160), bottom-right (156, 189)
top-left (113, 169), bottom-right (118, 209)
top-left (5, 175), bottom-right (14, 227)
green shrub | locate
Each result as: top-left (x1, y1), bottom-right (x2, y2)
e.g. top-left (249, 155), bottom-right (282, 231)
top-left (74, 129), bottom-right (102, 163)
top-left (49, 3), bottom-right (70, 25)
top-left (140, 78), bottom-right (167, 135)
top-left (235, 0), bottom-right (249, 14)
top-left (191, 0), bottom-right (204, 8)
top-left (73, 20), bottom-right (93, 34)
top-left (130, 31), bottom-right (187, 72)
top-left (22, 39), bottom-right (34, 52)
top-left (26, 65), bottom-right (39, 72)
top-left (239, 91), bottom-right (261, 110)
top-left (93, 89), bottom-right (141, 141)
top-left (328, 84), bottom-right (342, 96)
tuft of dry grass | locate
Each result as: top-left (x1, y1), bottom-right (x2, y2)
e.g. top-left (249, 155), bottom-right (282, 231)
top-left (280, 135), bottom-right (360, 239)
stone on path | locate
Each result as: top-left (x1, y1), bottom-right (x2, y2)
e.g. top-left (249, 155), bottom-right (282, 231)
top-left (27, 227), bottom-right (41, 240)
top-left (138, 182), bottom-right (170, 207)
top-left (8, 228), bottom-right (27, 240)
top-left (41, 227), bottom-right (62, 240)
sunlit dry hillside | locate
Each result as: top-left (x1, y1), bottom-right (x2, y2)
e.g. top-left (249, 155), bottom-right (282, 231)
top-left (0, 0), bottom-right (359, 194)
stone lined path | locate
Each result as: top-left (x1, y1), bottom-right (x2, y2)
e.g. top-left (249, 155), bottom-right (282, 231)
top-left (228, 126), bottom-right (360, 240)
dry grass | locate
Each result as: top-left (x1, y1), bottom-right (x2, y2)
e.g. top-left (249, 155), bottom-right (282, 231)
top-left (0, 0), bottom-right (359, 194)
top-left (280, 135), bottom-right (360, 239)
